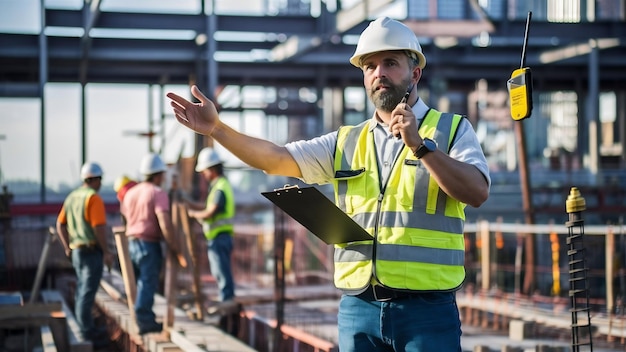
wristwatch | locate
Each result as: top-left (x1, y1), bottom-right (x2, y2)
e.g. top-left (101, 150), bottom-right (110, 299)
top-left (413, 138), bottom-right (437, 159)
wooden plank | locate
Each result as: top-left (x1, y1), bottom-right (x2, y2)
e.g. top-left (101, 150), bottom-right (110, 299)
top-left (40, 290), bottom-right (92, 352)
top-left (157, 342), bottom-right (183, 352)
top-left (0, 302), bottom-right (62, 319)
top-left (40, 325), bottom-right (58, 352)
top-left (178, 202), bottom-right (204, 320)
top-left (168, 329), bottom-right (210, 352)
top-left (148, 332), bottom-right (174, 351)
top-left (99, 277), bottom-right (125, 302)
top-left (0, 317), bottom-right (61, 329)
top-left (113, 226), bottom-right (138, 334)
top-left (163, 249), bottom-right (177, 335)
top-left (0, 298), bottom-right (76, 352)
top-left (94, 270), bottom-right (260, 352)
top-left (48, 313), bottom-right (72, 352)
top-left (163, 204), bottom-right (180, 334)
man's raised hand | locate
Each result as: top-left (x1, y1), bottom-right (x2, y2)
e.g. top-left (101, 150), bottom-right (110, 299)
top-left (167, 85), bottom-right (220, 136)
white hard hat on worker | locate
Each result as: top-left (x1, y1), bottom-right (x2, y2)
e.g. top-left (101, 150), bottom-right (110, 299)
top-left (195, 147), bottom-right (223, 172)
top-left (80, 162), bottom-right (103, 180)
top-left (349, 17), bottom-right (426, 69)
top-left (139, 153), bottom-right (167, 176)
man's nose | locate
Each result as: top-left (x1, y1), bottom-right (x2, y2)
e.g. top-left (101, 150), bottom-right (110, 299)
top-left (373, 65), bottom-right (387, 78)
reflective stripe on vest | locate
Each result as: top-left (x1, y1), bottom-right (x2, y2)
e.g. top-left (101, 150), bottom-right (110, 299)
top-left (332, 109), bottom-right (466, 292)
top-left (203, 176), bottom-right (235, 240)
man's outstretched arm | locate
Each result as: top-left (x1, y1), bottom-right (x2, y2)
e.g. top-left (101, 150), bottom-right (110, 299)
top-left (167, 85), bottom-right (301, 178)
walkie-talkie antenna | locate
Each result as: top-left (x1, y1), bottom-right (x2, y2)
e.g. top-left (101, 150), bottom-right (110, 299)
top-left (520, 12), bottom-right (532, 69)
top-left (508, 11), bottom-right (533, 121)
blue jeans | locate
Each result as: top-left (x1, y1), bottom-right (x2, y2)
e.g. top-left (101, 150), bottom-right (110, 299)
top-left (71, 247), bottom-right (103, 340)
top-left (337, 290), bottom-right (462, 352)
top-left (128, 239), bottom-right (162, 329)
top-left (207, 233), bottom-right (234, 301)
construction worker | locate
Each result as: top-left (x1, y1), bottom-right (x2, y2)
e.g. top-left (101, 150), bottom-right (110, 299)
top-left (121, 153), bottom-right (187, 335)
top-left (113, 174), bottom-right (137, 203)
top-left (186, 147), bottom-right (237, 314)
top-left (56, 162), bottom-right (113, 349)
top-left (114, 175), bottom-right (137, 226)
top-left (167, 17), bottom-right (490, 351)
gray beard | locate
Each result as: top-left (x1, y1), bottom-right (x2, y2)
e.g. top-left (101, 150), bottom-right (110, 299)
top-left (368, 81), bottom-right (410, 113)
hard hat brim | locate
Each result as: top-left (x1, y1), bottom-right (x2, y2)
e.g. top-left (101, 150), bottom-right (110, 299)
top-left (195, 161), bottom-right (222, 172)
top-left (350, 49), bottom-right (426, 69)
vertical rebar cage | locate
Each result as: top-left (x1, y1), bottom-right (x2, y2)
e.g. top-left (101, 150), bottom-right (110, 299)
top-left (566, 187), bottom-right (594, 351)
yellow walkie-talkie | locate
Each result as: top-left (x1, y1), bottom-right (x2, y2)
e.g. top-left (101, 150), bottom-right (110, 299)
top-left (508, 12), bottom-right (533, 121)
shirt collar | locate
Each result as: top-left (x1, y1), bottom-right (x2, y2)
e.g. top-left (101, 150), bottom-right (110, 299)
top-left (367, 97), bottom-right (430, 132)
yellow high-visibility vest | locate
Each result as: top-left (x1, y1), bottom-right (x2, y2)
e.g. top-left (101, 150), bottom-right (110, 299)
top-left (332, 109), bottom-right (466, 292)
top-left (202, 177), bottom-right (235, 240)
top-left (64, 187), bottom-right (98, 248)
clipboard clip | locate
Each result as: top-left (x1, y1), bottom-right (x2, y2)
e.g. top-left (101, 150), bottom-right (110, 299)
top-left (274, 184), bottom-right (301, 192)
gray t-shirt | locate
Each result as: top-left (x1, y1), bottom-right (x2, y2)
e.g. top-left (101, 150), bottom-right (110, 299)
top-left (285, 98), bottom-right (491, 188)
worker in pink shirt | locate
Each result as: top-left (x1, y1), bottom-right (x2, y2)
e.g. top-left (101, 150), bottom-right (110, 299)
top-left (121, 153), bottom-right (187, 335)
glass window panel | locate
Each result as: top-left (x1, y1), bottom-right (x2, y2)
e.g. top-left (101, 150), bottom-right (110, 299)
top-left (0, 98), bottom-right (40, 202)
top-left (45, 83), bottom-right (81, 202)
top-left (85, 84), bottom-right (151, 196)
top-left (0, 0), bottom-right (41, 34)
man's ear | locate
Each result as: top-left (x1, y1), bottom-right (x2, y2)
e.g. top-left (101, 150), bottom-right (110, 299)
top-left (412, 67), bottom-right (422, 83)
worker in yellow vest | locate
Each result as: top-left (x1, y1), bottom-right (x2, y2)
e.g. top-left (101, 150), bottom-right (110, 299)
top-left (56, 162), bottom-right (113, 349)
top-left (186, 147), bottom-right (237, 314)
top-left (167, 16), bottom-right (490, 352)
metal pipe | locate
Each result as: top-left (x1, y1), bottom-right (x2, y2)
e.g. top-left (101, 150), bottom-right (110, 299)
top-left (39, 0), bottom-right (48, 202)
top-left (29, 227), bottom-right (55, 303)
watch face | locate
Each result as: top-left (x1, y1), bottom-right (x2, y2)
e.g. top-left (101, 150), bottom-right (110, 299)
top-left (424, 138), bottom-right (437, 151)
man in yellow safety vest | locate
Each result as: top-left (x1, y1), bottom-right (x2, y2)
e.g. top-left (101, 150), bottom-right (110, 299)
top-left (167, 17), bottom-right (490, 352)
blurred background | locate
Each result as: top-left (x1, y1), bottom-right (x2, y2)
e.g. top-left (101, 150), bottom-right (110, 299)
top-left (0, 0), bottom-right (624, 350)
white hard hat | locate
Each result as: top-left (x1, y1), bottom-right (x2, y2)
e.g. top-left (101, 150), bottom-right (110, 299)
top-left (349, 17), bottom-right (426, 69)
top-left (139, 153), bottom-right (167, 176)
top-left (195, 147), bottom-right (223, 172)
top-left (80, 162), bottom-right (103, 180)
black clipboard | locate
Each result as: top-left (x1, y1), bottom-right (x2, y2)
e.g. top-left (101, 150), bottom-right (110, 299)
top-left (261, 185), bottom-right (372, 245)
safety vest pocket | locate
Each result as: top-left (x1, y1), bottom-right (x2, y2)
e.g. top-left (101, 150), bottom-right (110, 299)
top-left (335, 168), bottom-right (367, 214)
top-left (334, 168), bottom-right (365, 179)
top-left (397, 161), bottom-right (425, 209)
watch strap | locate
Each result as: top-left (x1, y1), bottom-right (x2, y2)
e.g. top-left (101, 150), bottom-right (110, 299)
top-left (413, 138), bottom-right (436, 159)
